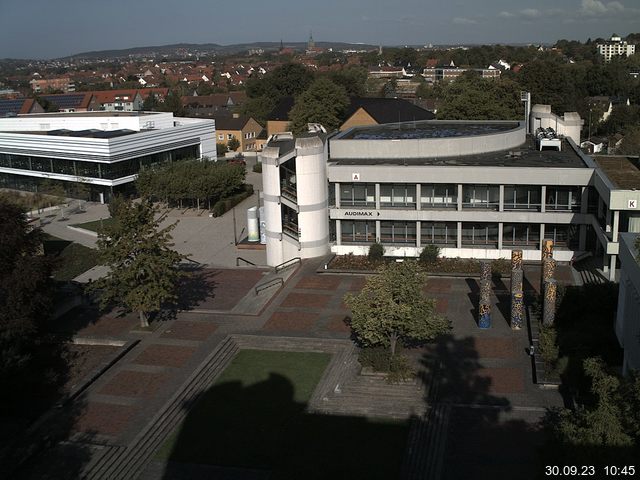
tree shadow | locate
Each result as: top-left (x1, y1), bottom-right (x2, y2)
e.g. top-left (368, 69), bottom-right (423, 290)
top-left (158, 372), bottom-right (409, 480)
top-left (421, 335), bottom-right (544, 479)
top-left (175, 266), bottom-right (218, 312)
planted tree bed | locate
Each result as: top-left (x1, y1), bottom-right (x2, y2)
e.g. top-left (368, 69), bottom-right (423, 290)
top-left (328, 253), bottom-right (510, 276)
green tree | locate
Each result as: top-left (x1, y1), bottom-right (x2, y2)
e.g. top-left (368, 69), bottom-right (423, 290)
top-left (288, 78), bottom-right (349, 134)
top-left (91, 199), bottom-right (186, 327)
top-left (239, 96), bottom-right (276, 124)
top-left (216, 142), bottom-right (228, 157)
top-left (344, 261), bottom-right (450, 356)
top-left (0, 199), bottom-right (54, 383)
top-left (227, 137), bottom-right (240, 152)
top-left (327, 66), bottom-right (368, 97)
top-left (141, 93), bottom-right (160, 111)
top-left (437, 73), bottom-right (523, 120)
top-left (245, 63), bottom-right (314, 100)
top-left (542, 357), bottom-right (640, 466)
top-left (618, 127), bottom-right (640, 156)
top-left (160, 90), bottom-right (184, 116)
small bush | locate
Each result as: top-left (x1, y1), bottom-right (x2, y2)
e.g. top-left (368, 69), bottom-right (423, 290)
top-left (387, 355), bottom-right (415, 383)
top-left (491, 258), bottom-right (511, 275)
top-left (359, 346), bottom-right (393, 372)
top-left (252, 162), bottom-right (262, 173)
top-left (539, 325), bottom-right (559, 368)
top-left (368, 242), bottom-right (384, 262)
top-left (419, 245), bottom-right (440, 264)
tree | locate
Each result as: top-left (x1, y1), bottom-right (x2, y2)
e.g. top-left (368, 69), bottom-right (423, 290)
top-left (216, 142), bottom-right (228, 157)
top-left (618, 127), bottom-right (640, 156)
top-left (91, 199), bottom-right (186, 327)
top-left (227, 137), bottom-right (240, 152)
top-left (542, 357), bottom-right (640, 466)
top-left (0, 199), bottom-right (54, 383)
top-left (160, 90), bottom-right (184, 116)
top-left (344, 261), bottom-right (450, 356)
top-left (437, 73), bottom-right (523, 120)
top-left (327, 66), bottom-right (368, 97)
top-left (245, 63), bottom-right (314, 100)
top-left (288, 78), bottom-right (349, 134)
top-left (141, 93), bottom-right (160, 111)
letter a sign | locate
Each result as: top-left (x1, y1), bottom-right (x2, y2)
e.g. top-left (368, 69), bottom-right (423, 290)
top-left (352, 173), bottom-right (360, 181)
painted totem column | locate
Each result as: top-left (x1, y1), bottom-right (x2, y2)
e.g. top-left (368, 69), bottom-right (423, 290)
top-left (543, 279), bottom-right (557, 326)
top-left (511, 290), bottom-right (524, 329)
top-left (478, 261), bottom-right (492, 328)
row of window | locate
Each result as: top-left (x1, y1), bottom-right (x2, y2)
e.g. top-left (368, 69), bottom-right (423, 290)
top-left (339, 220), bottom-right (578, 249)
top-left (0, 145), bottom-right (198, 180)
top-left (334, 183), bottom-right (583, 212)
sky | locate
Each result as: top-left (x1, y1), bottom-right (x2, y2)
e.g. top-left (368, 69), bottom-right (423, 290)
top-left (0, 0), bottom-right (639, 59)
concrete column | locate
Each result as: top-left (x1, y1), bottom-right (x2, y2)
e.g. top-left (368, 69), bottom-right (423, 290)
top-left (375, 183), bottom-right (380, 210)
top-left (579, 224), bottom-right (587, 251)
top-left (609, 254), bottom-right (617, 281)
top-left (613, 210), bottom-right (620, 242)
top-left (335, 220), bottom-right (341, 246)
top-left (539, 224), bottom-right (545, 253)
top-left (499, 185), bottom-right (504, 212)
top-left (580, 186), bottom-right (588, 214)
top-left (457, 184), bottom-right (463, 211)
top-left (416, 221), bottom-right (421, 248)
top-left (416, 183), bottom-right (421, 211)
top-left (376, 220), bottom-right (381, 243)
top-left (540, 186), bottom-right (546, 213)
top-left (457, 221), bottom-right (462, 248)
top-left (334, 182), bottom-right (341, 208)
top-left (498, 223), bottom-right (503, 250)
top-left (606, 207), bottom-right (612, 234)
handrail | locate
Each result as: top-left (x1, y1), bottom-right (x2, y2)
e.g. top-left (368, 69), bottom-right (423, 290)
top-left (254, 277), bottom-right (283, 294)
top-left (236, 257), bottom-right (257, 267)
top-left (274, 257), bottom-right (301, 273)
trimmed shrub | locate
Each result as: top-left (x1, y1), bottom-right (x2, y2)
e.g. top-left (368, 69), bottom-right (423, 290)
top-left (419, 245), bottom-right (440, 264)
top-left (211, 184), bottom-right (254, 217)
top-left (252, 162), bottom-right (262, 173)
top-left (367, 242), bottom-right (384, 262)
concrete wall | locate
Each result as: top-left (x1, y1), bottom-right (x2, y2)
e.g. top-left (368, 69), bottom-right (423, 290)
top-left (529, 104), bottom-right (583, 145)
top-left (331, 121), bottom-right (526, 159)
top-left (616, 233), bottom-right (640, 374)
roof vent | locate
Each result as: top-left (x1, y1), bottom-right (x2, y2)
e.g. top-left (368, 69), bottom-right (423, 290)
top-left (535, 127), bottom-right (561, 151)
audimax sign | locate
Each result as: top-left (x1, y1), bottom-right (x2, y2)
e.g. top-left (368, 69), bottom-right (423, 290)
top-left (344, 211), bottom-right (381, 217)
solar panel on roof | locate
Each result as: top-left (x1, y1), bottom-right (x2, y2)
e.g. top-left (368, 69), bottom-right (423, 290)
top-left (0, 99), bottom-right (26, 116)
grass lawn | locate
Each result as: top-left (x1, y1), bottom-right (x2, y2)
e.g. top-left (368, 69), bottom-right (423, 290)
top-left (157, 349), bottom-right (409, 479)
top-left (71, 217), bottom-right (114, 233)
top-left (43, 235), bottom-right (99, 281)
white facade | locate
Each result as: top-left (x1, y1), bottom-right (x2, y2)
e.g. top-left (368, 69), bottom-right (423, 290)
top-left (616, 233), bottom-right (640, 374)
top-left (261, 133), bottom-right (330, 267)
top-left (529, 104), bottom-right (583, 145)
top-left (0, 111), bottom-right (216, 202)
top-left (597, 36), bottom-right (636, 62)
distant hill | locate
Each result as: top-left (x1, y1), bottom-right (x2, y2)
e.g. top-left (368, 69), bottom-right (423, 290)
top-left (65, 41), bottom-right (379, 60)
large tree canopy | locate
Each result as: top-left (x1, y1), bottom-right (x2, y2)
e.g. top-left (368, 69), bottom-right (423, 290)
top-left (288, 78), bottom-right (349, 134)
top-left (0, 200), bottom-right (54, 382)
top-left (344, 261), bottom-right (450, 356)
top-left (91, 199), bottom-right (186, 327)
top-left (437, 73), bottom-right (523, 120)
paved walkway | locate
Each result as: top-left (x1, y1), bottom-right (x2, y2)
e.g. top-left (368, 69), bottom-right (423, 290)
top-left (19, 258), bottom-right (569, 480)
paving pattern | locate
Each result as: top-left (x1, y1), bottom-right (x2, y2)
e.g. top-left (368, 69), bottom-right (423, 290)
top-left (20, 261), bottom-right (570, 480)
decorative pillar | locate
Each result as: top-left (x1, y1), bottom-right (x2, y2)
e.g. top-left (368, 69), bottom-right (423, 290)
top-left (543, 279), bottom-right (557, 326)
top-left (511, 249), bottom-right (523, 270)
top-left (480, 260), bottom-right (492, 284)
top-left (542, 238), bottom-right (554, 260)
top-left (511, 268), bottom-right (524, 295)
top-left (479, 279), bottom-right (492, 329)
top-left (511, 290), bottom-right (524, 330)
top-left (542, 258), bottom-right (556, 283)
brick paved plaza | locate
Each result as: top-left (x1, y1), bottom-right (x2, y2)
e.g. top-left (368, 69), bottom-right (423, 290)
top-left (21, 261), bottom-right (567, 479)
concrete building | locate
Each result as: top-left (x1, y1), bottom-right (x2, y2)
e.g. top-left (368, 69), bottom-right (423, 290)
top-left (597, 35), bottom-right (636, 62)
top-left (259, 105), bottom-right (640, 275)
top-left (0, 111), bottom-right (216, 203)
top-left (615, 233), bottom-right (640, 374)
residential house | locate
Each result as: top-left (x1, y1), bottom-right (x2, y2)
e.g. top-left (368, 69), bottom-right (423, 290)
top-left (30, 77), bottom-right (75, 93)
top-left (0, 98), bottom-right (44, 117)
top-left (38, 93), bottom-right (97, 112)
top-left (214, 115), bottom-right (264, 152)
top-left (181, 92), bottom-right (246, 118)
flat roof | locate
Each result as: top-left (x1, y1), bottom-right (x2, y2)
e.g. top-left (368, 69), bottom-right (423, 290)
top-left (17, 111), bottom-right (157, 118)
top-left (339, 120), bottom-right (520, 140)
top-left (595, 156), bottom-right (640, 189)
top-left (2, 128), bottom-right (139, 139)
top-left (330, 136), bottom-right (588, 168)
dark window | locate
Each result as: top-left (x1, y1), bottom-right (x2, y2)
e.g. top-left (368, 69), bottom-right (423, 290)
top-left (340, 183), bottom-right (375, 207)
top-left (380, 183), bottom-right (416, 208)
top-left (380, 221), bottom-right (416, 245)
top-left (420, 222), bottom-right (457, 246)
top-left (502, 223), bottom-right (540, 248)
top-left (421, 184), bottom-right (457, 209)
top-left (546, 187), bottom-right (581, 212)
top-left (341, 220), bottom-right (376, 243)
top-left (504, 185), bottom-right (541, 210)
top-left (462, 184), bottom-right (499, 210)
top-left (461, 223), bottom-right (499, 247)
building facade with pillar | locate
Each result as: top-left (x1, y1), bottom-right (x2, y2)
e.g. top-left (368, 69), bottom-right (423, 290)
top-left (615, 233), bottom-right (640, 374)
top-left (260, 110), bottom-right (640, 274)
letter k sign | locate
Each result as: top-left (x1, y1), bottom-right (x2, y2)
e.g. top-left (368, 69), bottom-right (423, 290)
top-left (629, 199), bottom-right (637, 209)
